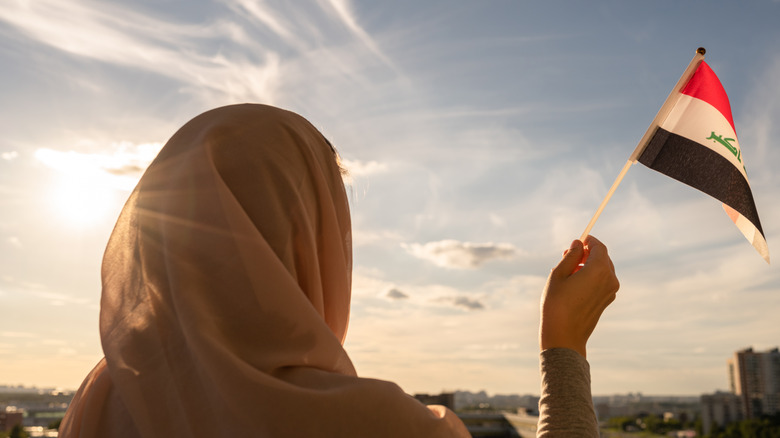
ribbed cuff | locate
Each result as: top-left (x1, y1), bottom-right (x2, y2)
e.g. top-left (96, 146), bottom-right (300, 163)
top-left (536, 348), bottom-right (598, 437)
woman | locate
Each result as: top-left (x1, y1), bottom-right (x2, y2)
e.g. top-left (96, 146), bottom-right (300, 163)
top-left (59, 104), bottom-right (618, 437)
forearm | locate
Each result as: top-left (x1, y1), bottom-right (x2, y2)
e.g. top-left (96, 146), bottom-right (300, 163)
top-left (537, 348), bottom-right (599, 438)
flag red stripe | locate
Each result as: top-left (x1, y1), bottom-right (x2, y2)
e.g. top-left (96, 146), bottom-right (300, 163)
top-left (681, 62), bottom-right (736, 132)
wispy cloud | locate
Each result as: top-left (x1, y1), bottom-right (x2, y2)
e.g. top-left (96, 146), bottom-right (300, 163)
top-left (402, 239), bottom-right (518, 269)
top-left (26, 289), bottom-right (91, 307)
top-left (353, 270), bottom-right (487, 312)
top-left (231, 0), bottom-right (300, 46)
top-left (35, 141), bottom-right (161, 191)
top-left (1, 276), bottom-right (92, 307)
top-left (318, 0), bottom-right (395, 69)
top-left (1, 331), bottom-right (37, 338)
top-left (351, 228), bottom-right (404, 247)
top-left (0, 0), bottom-right (402, 108)
top-left (340, 158), bottom-right (388, 177)
top-left (0, 0), bottom-right (281, 103)
top-left (340, 157), bottom-right (389, 189)
top-left (1, 151), bottom-right (18, 161)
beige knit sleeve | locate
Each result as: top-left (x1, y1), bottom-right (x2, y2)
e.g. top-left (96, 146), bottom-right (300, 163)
top-left (536, 348), bottom-right (599, 437)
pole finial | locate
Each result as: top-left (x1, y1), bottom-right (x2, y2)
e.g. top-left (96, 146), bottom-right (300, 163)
top-left (697, 47), bottom-right (706, 55)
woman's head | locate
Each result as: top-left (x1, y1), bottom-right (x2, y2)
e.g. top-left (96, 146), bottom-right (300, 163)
top-left (101, 105), bottom-right (355, 378)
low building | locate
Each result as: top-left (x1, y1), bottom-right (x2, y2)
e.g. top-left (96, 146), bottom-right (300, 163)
top-left (701, 391), bottom-right (742, 436)
top-left (457, 412), bottom-right (537, 438)
top-left (0, 407), bottom-right (24, 432)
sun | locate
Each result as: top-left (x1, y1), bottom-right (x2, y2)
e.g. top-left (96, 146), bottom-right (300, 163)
top-left (49, 175), bottom-right (118, 226)
top-left (35, 147), bottom-right (132, 227)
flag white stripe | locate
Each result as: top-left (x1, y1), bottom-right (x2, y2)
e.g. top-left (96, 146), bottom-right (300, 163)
top-left (660, 94), bottom-right (748, 182)
top-left (733, 208), bottom-right (770, 262)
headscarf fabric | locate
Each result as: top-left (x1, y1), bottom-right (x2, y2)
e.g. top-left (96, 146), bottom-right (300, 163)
top-left (59, 104), bottom-right (469, 437)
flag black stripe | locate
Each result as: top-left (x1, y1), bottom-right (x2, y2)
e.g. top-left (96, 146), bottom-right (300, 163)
top-left (638, 128), bottom-right (764, 237)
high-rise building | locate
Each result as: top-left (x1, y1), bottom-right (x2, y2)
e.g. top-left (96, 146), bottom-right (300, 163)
top-left (728, 347), bottom-right (780, 419)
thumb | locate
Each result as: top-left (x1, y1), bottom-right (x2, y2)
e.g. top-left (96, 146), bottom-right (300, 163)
top-left (553, 240), bottom-right (584, 278)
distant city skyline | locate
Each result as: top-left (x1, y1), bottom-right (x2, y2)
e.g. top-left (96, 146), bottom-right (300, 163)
top-left (0, 345), bottom-right (775, 397)
top-left (1, 1), bottom-right (780, 396)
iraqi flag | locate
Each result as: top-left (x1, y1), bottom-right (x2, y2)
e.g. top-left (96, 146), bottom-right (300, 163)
top-left (634, 57), bottom-right (769, 262)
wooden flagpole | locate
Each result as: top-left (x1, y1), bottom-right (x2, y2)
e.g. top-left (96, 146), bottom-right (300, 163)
top-left (579, 47), bottom-right (707, 241)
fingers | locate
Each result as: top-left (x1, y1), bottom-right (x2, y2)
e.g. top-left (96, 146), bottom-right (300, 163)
top-left (582, 234), bottom-right (603, 248)
top-left (581, 235), bottom-right (612, 269)
top-left (552, 240), bottom-right (584, 278)
top-left (580, 235), bottom-right (620, 294)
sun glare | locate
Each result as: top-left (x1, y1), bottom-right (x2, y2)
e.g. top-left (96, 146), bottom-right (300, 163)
top-left (50, 175), bottom-right (117, 226)
top-left (35, 148), bottom-right (132, 227)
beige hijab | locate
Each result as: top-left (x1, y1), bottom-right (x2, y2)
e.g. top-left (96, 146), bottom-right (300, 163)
top-left (59, 104), bottom-right (469, 437)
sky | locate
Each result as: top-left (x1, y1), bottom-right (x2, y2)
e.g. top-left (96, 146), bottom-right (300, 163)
top-left (1, 0), bottom-right (779, 397)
